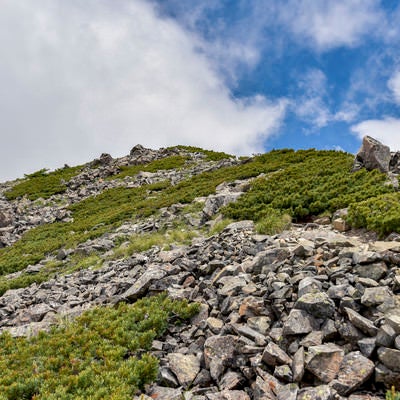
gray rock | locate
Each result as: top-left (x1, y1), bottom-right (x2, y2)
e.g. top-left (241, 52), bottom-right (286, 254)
top-left (120, 265), bottom-right (167, 301)
top-left (331, 351), bottom-right (374, 395)
top-left (353, 135), bottom-right (391, 173)
top-left (386, 312), bottom-right (400, 334)
top-left (292, 347), bottom-right (305, 383)
top-left (376, 324), bottom-right (397, 347)
top-left (357, 337), bottom-right (376, 358)
top-left (377, 347), bottom-right (400, 372)
top-left (375, 363), bottom-right (400, 388)
top-left (167, 353), bottom-right (200, 388)
top-left (353, 262), bottom-right (387, 281)
top-left (283, 309), bottom-right (320, 336)
top-left (294, 291), bottom-right (335, 318)
top-left (297, 385), bottom-right (334, 400)
top-left (305, 343), bottom-right (344, 383)
top-left (206, 390), bottom-right (250, 400)
top-left (344, 307), bottom-right (378, 336)
top-left (147, 385), bottom-right (184, 400)
top-left (262, 341), bottom-right (292, 367)
top-left (204, 335), bottom-right (240, 381)
top-left (361, 286), bottom-right (392, 306)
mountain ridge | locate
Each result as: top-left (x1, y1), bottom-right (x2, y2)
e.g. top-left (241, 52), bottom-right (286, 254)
top-left (0, 139), bottom-right (399, 399)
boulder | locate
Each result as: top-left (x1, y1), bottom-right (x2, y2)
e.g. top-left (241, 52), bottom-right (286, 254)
top-left (353, 136), bottom-right (391, 172)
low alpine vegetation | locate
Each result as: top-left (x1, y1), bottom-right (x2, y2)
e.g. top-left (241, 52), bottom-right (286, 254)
top-left (4, 166), bottom-right (82, 201)
top-left (0, 293), bottom-right (199, 400)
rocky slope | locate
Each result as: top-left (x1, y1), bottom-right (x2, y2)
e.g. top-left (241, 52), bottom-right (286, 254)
top-left (0, 141), bottom-right (399, 399)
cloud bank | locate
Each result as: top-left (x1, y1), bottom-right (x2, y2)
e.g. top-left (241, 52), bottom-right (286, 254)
top-left (0, 0), bottom-right (286, 181)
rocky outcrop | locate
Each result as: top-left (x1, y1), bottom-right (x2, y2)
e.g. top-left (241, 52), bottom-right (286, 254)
top-left (353, 136), bottom-right (391, 173)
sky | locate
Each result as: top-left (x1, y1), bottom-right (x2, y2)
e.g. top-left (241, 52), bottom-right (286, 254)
top-left (1, 0), bottom-right (400, 181)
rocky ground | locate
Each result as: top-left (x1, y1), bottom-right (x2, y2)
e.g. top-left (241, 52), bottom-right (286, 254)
top-left (0, 219), bottom-right (399, 399)
top-left (0, 142), bottom-right (399, 399)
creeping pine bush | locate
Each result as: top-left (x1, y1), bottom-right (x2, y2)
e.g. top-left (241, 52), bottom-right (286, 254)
top-left (347, 192), bottom-right (400, 237)
top-left (224, 149), bottom-right (393, 223)
top-left (4, 166), bottom-right (82, 201)
top-left (0, 294), bottom-right (199, 400)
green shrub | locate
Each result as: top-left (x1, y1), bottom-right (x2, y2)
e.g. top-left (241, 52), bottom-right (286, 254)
top-left (0, 294), bottom-right (199, 399)
top-left (224, 150), bottom-right (393, 222)
top-left (347, 193), bottom-right (400, 237)
top-left (387, 386), bottom-right (400, 400)
top-left (4, 165), bottom-right (82, 201)
top-left (169, 145), bottom-right (232, 161)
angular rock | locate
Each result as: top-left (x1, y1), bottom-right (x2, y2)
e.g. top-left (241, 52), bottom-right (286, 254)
top-left (204, 335), bottom-right (240, 381)
top-left (344, 307), bottom-right (378, 336)
top-left (331, 351), bottom-right (374, 395)
top-left (305, 343), bottom-right (344, 383)
top-left (294, 291), bottom-right (335, 318)
top-left (120, 266), bottom-right (166, 301)
top-left (147, 385), bottom-right (183, 400)
top-left (353, 135), bottom-right (391, 173)
top-left (386, 312), bottom-right (400, 334)
top-left (377, 347), bottom-right (400, 372)
top-left (206, 390), bottom-right (250, 400)
top-left (375, 363), bottom-right (400, 388)
top-left (219, 371), bottom-right (245, 390)
top-left (376, 324), bottom-right (397, 347)
top-left (262, 341), bottom-right (292, 368)
top-left (361, 286), bottom-right (392, 307)
top-left (292, 347), bottom-right (305, 383)
top-left (357, 337), bottom-right (376, 358)
top-left (297, 385), bottom-right (334, 400)
top-left (283, 309), bottom-right (320, 336)
top-left (167, 353), bottom-right (200, 388)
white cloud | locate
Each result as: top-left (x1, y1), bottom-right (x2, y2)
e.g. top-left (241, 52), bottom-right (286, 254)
top-left (279, 0), bottom-right (382, 50)
top-left (0, 0), bottom-right (287, 181)
top-left (292, 69), bottom-right (332, 128)
top-left (388, 70), bottom-right (400, 104)
top-left (351, 118), bottom-right (400, 151)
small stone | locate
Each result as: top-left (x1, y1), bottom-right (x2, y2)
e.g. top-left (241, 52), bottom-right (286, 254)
top-left (357, 337), bottom-right (376, 358)
top-left (386, 313), bottom-right (400, 334)
top-left (375, 363), bottom-right (400, 388)
top-left (361, 286), bottom-right (392, 307)
top-left (376, 324), bottom-right (397, 347)
top-left (206, 390), bottom-right (250, 400)
top-left (274, 365), bottom-right (293, 382)
top-left (204, 335), bottom-right (240, 381)
top-left (283, 309), bottom-right (320, 336)
top-left (333, 218), bottom-right (350, 232)
top-left (377, 347), bottom-right (400, 372)
top-left (344, 307), bottom-right (378, 336)
top-left (292, 347), bottom-right (305, 383)
top-left (147, 386), bottom-right (184, 400)
top-left (262, 341), bottom-right (292, 367)
top-left (297, 385), bottom-right (333, 400)
top-left (299, 331), bottom-right (323, 347)
top-left (395, 335), bottom-right (400, 350)
top-left (207, 317), bottom-right (224, 334)
top-left (353, 262), bottom-right (387, 281)
top-left (167, 353), bottom-right (200, 388)
top-left (247, 316), bottom-right (270, 335)
top-left (219, 371), bottom-right (244, 390)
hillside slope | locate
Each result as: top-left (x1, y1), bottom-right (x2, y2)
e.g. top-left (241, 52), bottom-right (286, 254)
top-left (0, 141), bottom-right (399, 399)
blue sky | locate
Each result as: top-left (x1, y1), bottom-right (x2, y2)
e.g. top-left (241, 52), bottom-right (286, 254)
top-left (0, 0), bottom-right (400, 180)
